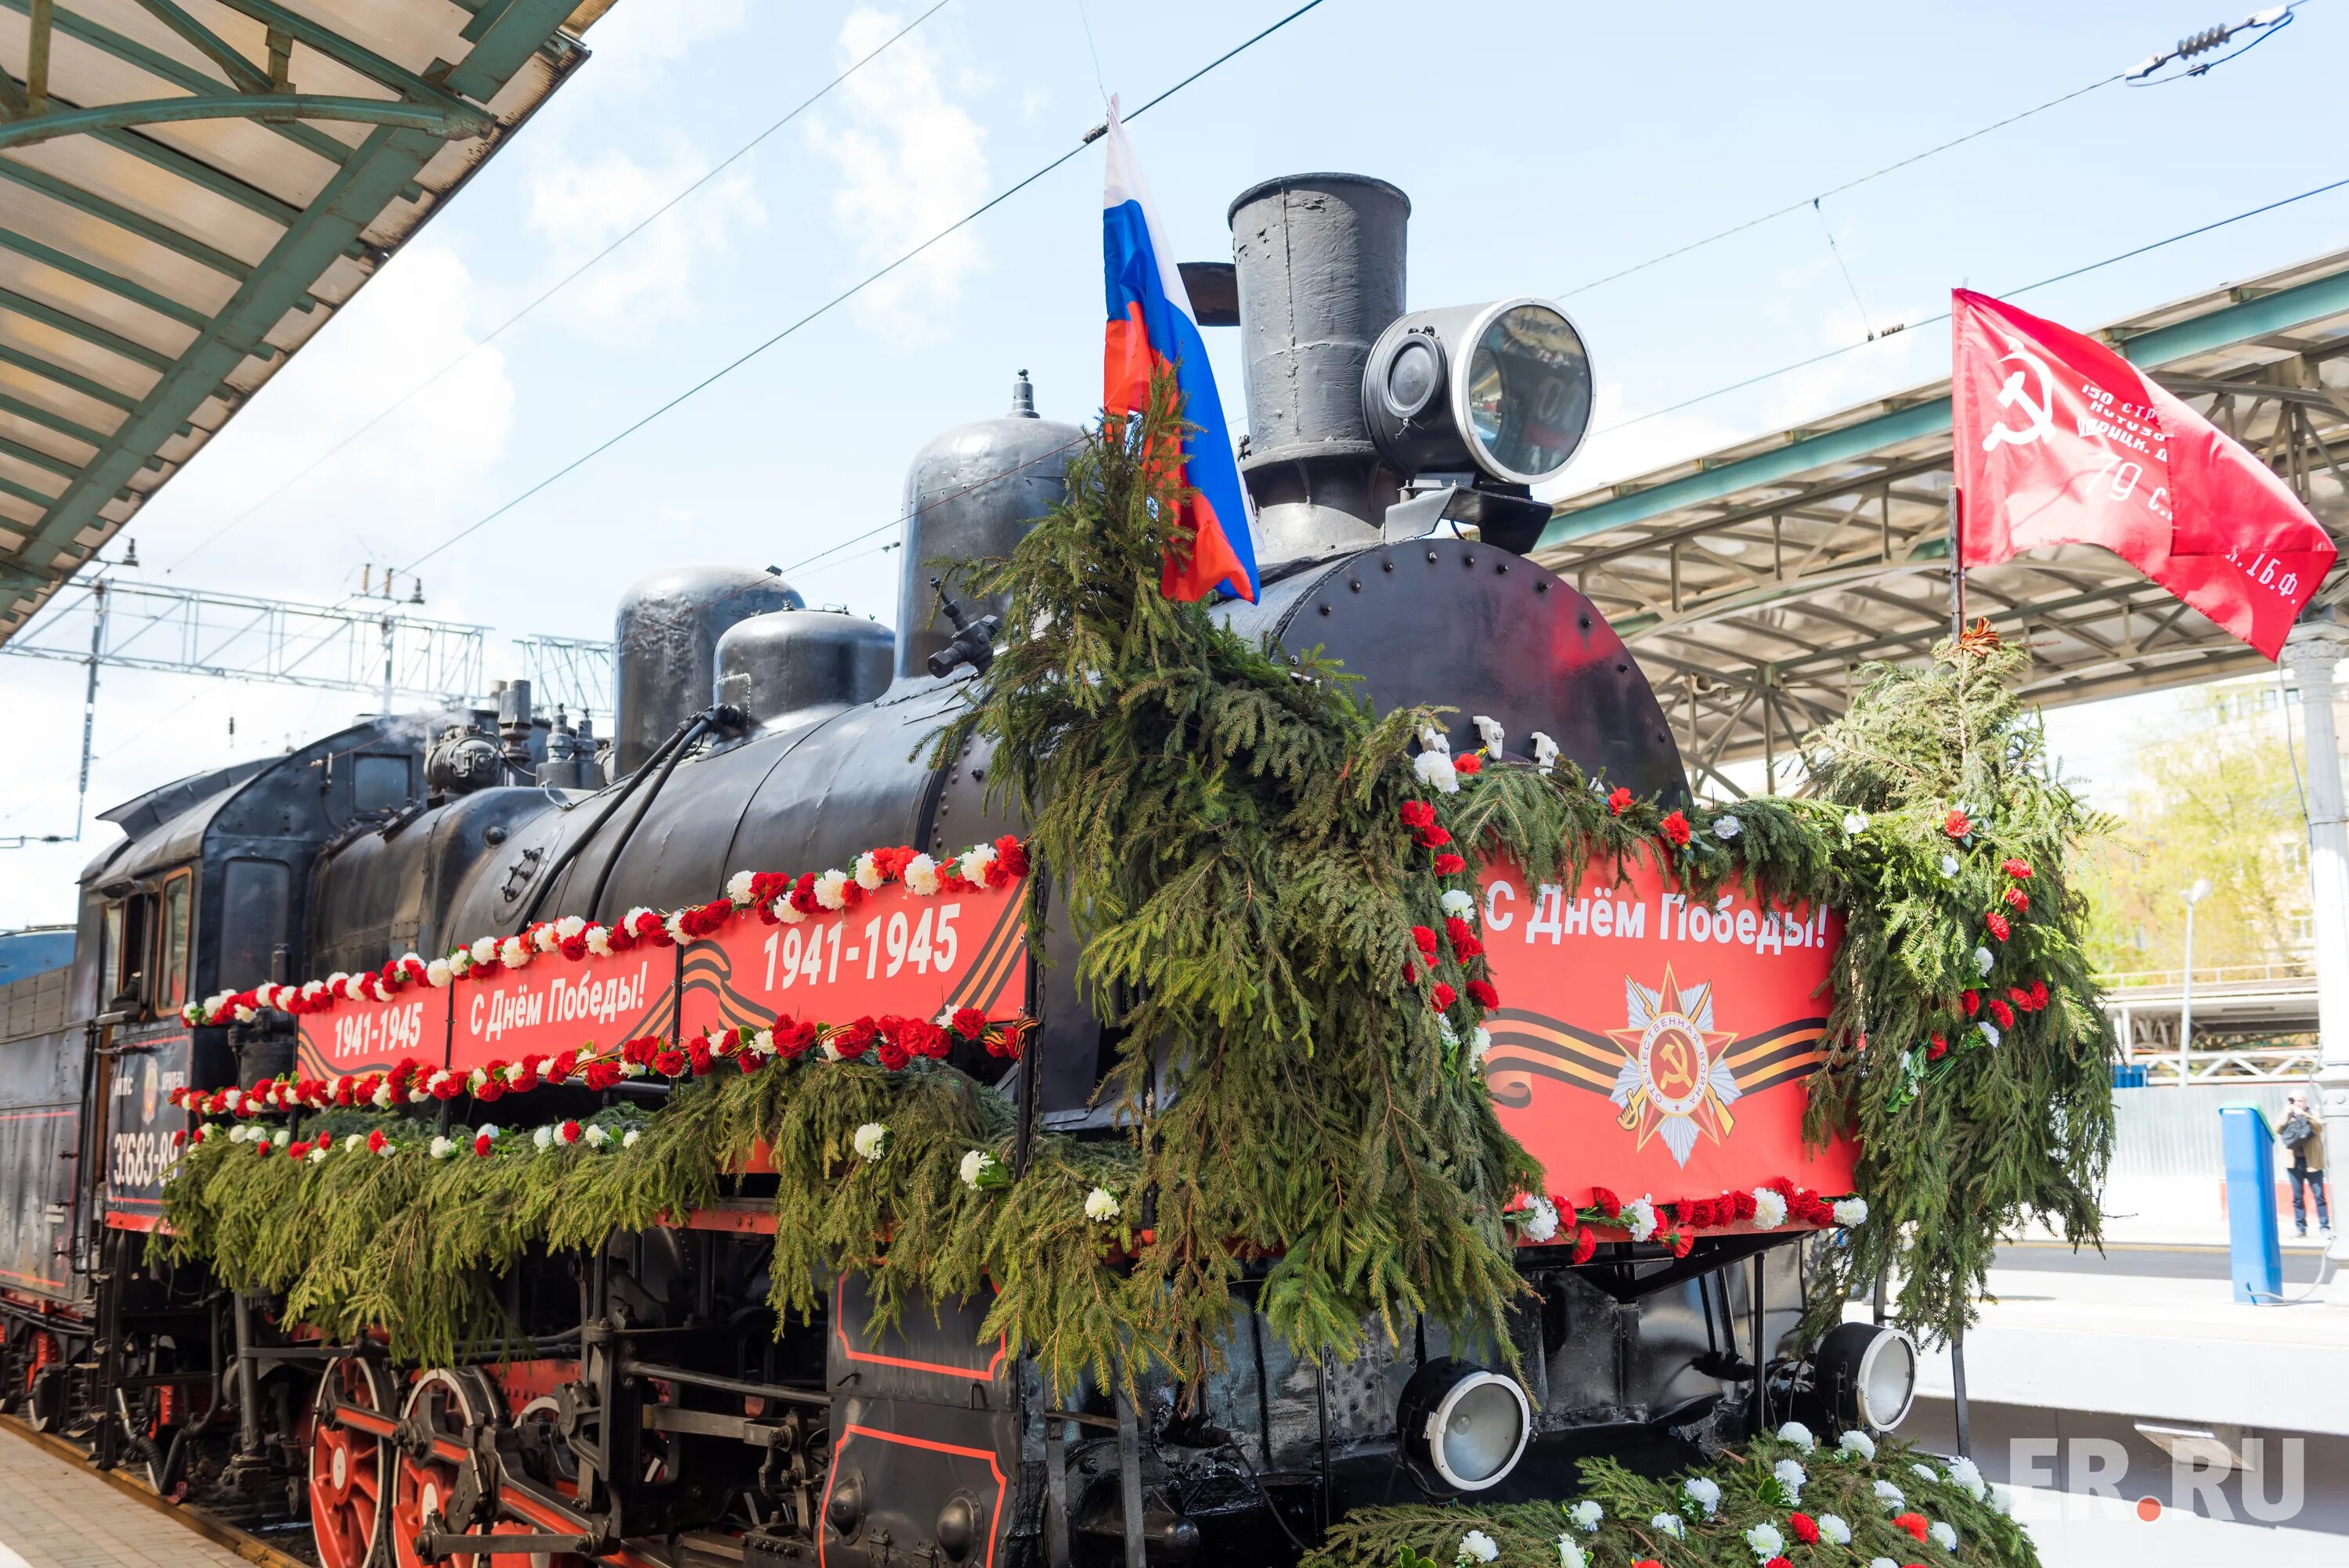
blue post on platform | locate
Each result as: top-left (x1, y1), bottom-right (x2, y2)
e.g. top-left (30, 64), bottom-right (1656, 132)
top-left (2221, 1102), bottom-right (2283, 1303)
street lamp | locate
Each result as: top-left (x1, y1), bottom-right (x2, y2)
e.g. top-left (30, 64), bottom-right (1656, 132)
top-left (2178, 878), bottom-right (2214, 1087)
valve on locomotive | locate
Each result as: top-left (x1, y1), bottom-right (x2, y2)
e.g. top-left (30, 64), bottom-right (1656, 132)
top-left (924, 576), bottom-right (1001, 679)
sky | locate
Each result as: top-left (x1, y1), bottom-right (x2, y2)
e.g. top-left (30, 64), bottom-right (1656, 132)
top-left (5, 0), bottom-right (2348, 927)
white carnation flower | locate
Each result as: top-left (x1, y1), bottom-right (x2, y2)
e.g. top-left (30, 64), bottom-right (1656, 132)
top-left (1650, 1512), bottom-right (1684, 1540)
top-left (228, 1125), bottom-right (250, 1144)
top-left (1530, 731), bottom-right (1558, 774)
top-left (622, 1128), bottom-right (641, 1148)
top-left (272, 1128), bottom-right (290, 1148)
top-left (1567, 1501), bottom-right (1602, 1534)
top-left (1929, 1521), bottom-right (1957, 1552)
top-left (726, 871), bottom-right (756, 906)
top-left (425, 957), bottom-right (453, 987)
top-left (1084, 1187), bottom-right (1121, 1223)
top-left (1947, 1455), bottom-right (1986, 1500)
top-left (771, 896), bottom-right (805, 925)
top-left (429, 1136), bottom-right (456, 1160)
top-left (1974, 945), bottom-right (1994, 975)
top-left (960, 1150), bottom-right (996, 1188)
top-left (1869, 1560), bottom-right (1900, 1568)
top-left (471, 936), bottom-right (498, 964)
top-left (586, 925), bottom-right (614, 955)
top-left (904, 853), bottom-right (941, 896)
top-left (1413, 749), bottom-right (1460, 794)
top-left (531, 923), bottom-right (560, 953)
top-left (1775, 1456), bottom-right (1806, 1501)
top-left (307, 1144), bottom-right (328, 1164)
top-left (499, 936), bottom-right (530, 968)
top-left (1834, 1196), bottom-right (1870, 1227)
top-left (1939, 853), bottom-right (1961, 878)
top-left (586, 1125), bottom-right (610, 1148)
top-left (1752, 1187), bottom-right (1788, 1228)
top-left (374, 1136), bottom-right (396, 1159)
top-left (1470, 1026), bottom-right (1492, 1067)
top-left (1456, 1530), bottom-right (1499, 1565)
top-left (1777, 1419), bottom-right (1816, 1451)
top-left (343, 1134), bottom-right (363, 1153)
top-left (1978, 1020), bottom-right (2002, 1047)
top-left (532, 1126), bottom-right (554, 1152)
top-left (1622, 1195), bottom-right (1657, 1242)
top-left (854, 852), bottom-right (886, 891)
top-left (1744, 1522), bottom-right (1784, 1559)
top-left (1439, 889), bottom-right (1477, 920)
top-left (1817, 1513), bottom-right (1851, 1545)
top-left (1553, 1537), bottom-right (1586, 1568)
top-left (752, 1029), bottom-right (777, 1057)
top-left (1842, 810), bottom-right (1870, 834)
top-left (1873, 1479), bottom-right (1903, 1509)
top-left (1838, 1429), bottom-right (1878, 1461)
top-left (1680, 1475), bottom-right (1720, 1516)
top-left (1911, 1461), bottom-right (1939, 1484)
top-left (851, 1123), bottom-right (889, 1162)
top-left (814, 870), bottom-right (851, 911)
top-left (662, 911), bottom-right (690, 945)
top-left (555, 915), bottom-right (586, 940)
top-left (1521, 1195), bottom-right (1560, 1244)
top-left (958, 844), bottom-right (998, 885)
top-left (1713, 815), bottom-right (1742, 840)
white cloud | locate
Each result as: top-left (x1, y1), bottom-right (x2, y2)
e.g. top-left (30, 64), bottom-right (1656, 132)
top-left (525, 146), bottom-right (765, 337)
top-left (572, 0), bottom-right (749, 68)
top-left (803, 7), bottom-right (990, 341)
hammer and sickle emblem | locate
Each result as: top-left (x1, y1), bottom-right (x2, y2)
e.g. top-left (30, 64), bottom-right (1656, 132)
top-left (1654, 1033), bottom-right (1694, 1094)
top-left (1980, 349), bottom-right (2058, 453)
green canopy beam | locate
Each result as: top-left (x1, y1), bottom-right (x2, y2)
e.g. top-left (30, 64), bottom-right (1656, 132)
top-left (0, 93), bottom-right (492, 153)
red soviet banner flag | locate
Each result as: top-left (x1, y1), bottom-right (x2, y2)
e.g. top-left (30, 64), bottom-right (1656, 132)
top-left (1952, 289), bottom-right (2334, 659)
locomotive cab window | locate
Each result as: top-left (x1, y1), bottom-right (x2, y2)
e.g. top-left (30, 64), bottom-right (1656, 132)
top-left (158, 871), bottom-right (192, 1012)
top-left (352, 753), bottom-right (412, 813)
top-left (106, 894), bottom-right (149, 1009)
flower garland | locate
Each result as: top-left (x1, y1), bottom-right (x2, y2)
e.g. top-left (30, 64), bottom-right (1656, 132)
top-left (1310, 1425), bottom-right (2035, 1568)
top-left (179, 836), bottom-right (1031, 1026)
top-left (1505, 1177), bottom-right (1867, 1260)
top-left (166, 1006), bottom-right (1030, 1124)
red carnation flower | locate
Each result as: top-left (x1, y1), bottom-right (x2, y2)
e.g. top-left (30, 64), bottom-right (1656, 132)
top-left (993, 835), bottom-right (1030, 878)
top-left (876, 1032), bottom-right (913, 1072)
top-left (366, 1129), bottom-right (388, 1154)
top-left (1571, 1225), bottom-right (1598, 1265)
top-left (2002, 856), bottom-right (2033, 879)
top-left (1669, 1231), bottom-right (1694, 1258)
top-left (1411, 925), bottom-right (1439, 961)
top-left (172, 1129), bottom-right (187, 1148)
top-left (1765, 1559), bottom-right (1792, 1568)
top-left (583, 1061), bottom-right (622, 1091)
top-left (2030, 979), bottom-right (2051, 1009)
top-left (1416, 824), bottom-right (1453, 849)
top-left (1893, 1512), bottom-right (1929, 1542)
top-left (985, 1020), bottom-right (1026, 1060)
top-left (543, 1053), bottom-right (574, 1086)
top-left (1659, 810), bottom-right (1690, 847)
top-left (909, 1020), bottom-right (951, 1059)
top-left (833, 1018), bottom-right (878, 1060)
top-left (1961, 989), bottom-right (1980, 1017)
top-left (1731, 1190), bottom-right (1758, 1220)
top-left (1985, 910), bottom-right (2012, 942)
top-left (1607, 785), bottom-right (1633, 816)
top-left (2006, 985), bottom-right (2033, 1011)
top-left (607, 925), bottom-right (637, 952)
top-left (1788, 1512), bottom-right (1819, 1545)
top-left (1466, 979), bottom-right (1499, 1009)
top-left (560, 935), bottom-right (589, 961)
top-left (951, 1006), bottom-right (988, 1040)
top-left (1432, 852), bottom-right (1467, 875)
top-left (255, 1140), bottom-right (273, 1159)
top-left (560, 1119), bottom-right (582, 1145)
top-left (2003, 885), bottom-right (2030, 912)
top-left (1987, 997), bottom-right (2015, 1029)
top-left (622, 1036), bottom-right (656, 1066)
top-left (651, 1047), bottom-right (687, 1077)
top-left (1928, 1033), bottom-right (1948, 1061)
top-left (510, 1059), bottom-right (540, 1093)
top-left (788, 874), bottom-right (821, 916)
top-left (777, 1020), bottom-right (820, 1059)
top-left (839, 879), bottom-right (869, 907)
top-left (687, 1039), bottom-right (714, 1076)
top-left (1430, 983), bottom-right (1457, 1011)
top-left (1589, 1187), bottom-right (1622, 1217)
top-left (474, 1134), bottom-right (494, 1158)
top-left (432, 1073), bottom-right (464, 1101)
top-left (1398, 800), bottom-right (1437, 830)
top-left (1454, 752), bottom-right (1483, 775)
top-left (1945, 809), bottom-right (1972, 839)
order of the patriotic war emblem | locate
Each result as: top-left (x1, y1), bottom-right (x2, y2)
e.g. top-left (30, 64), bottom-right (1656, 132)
top-left (1606, 966), bottom-right (1742, 1166)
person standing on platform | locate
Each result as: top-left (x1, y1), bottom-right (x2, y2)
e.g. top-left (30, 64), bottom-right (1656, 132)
top-left (2278, 1090), bottom-right (2330, 1237)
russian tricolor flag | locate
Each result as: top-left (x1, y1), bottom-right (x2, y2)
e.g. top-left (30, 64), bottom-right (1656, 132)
top-left (1102, 103), bottom-right (1257, 603)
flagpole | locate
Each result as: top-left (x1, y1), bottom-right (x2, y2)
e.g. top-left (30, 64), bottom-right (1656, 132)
top-left (1947, 485), bottom-right (1965, 641)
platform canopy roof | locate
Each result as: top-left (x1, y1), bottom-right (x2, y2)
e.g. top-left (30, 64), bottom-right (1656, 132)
top-left (0, 0), bottom-right (612, 643)
top-left (1535, 251), bottom-right (2349, 795)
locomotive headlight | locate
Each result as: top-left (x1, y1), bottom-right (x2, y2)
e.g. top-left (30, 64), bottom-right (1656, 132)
top-left (1395, 1359), bottom-right (1532, 1492)
top-left (1362, 298), bottom-right (1593, 485)
top-left (1813, 1321), bottom-right (1920, 1432)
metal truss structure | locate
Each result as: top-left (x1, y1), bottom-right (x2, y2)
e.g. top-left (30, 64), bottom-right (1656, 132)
top-left (1536, 251), bottom-right (2349, 795)
top-left (514, 632), bottom-right (612, 719)
top-left (2, 575), bottom-right (485, 697)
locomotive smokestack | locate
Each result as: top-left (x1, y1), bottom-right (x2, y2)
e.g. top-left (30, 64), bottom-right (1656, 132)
top-left (1227, 174), bottom-right (1411, 565)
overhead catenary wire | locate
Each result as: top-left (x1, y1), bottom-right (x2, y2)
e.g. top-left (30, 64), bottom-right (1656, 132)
top-left (1591, 170), bottom-right (2349, 439)
top-left (395, 0), bottom-right (1335, 576)
top-left (162, 1), bottom-right (959, 576)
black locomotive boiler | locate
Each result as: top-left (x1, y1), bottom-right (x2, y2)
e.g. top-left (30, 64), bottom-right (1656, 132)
top-left (0, 173), bottom-right (1918, 1568)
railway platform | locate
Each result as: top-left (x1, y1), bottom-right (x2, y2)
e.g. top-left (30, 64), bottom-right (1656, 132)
top-left (0, 1420), bottom-right (298, 1568)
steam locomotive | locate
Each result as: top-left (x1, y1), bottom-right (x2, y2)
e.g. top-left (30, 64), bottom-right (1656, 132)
top-left (0, 174), bottom-right (1918, 1568)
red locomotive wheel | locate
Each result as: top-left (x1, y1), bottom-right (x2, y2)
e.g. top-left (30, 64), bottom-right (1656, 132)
top-left (392, 1369), bottom-right (503, 1568)
top-left (307, 1357), bottom-right (394, 1568)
